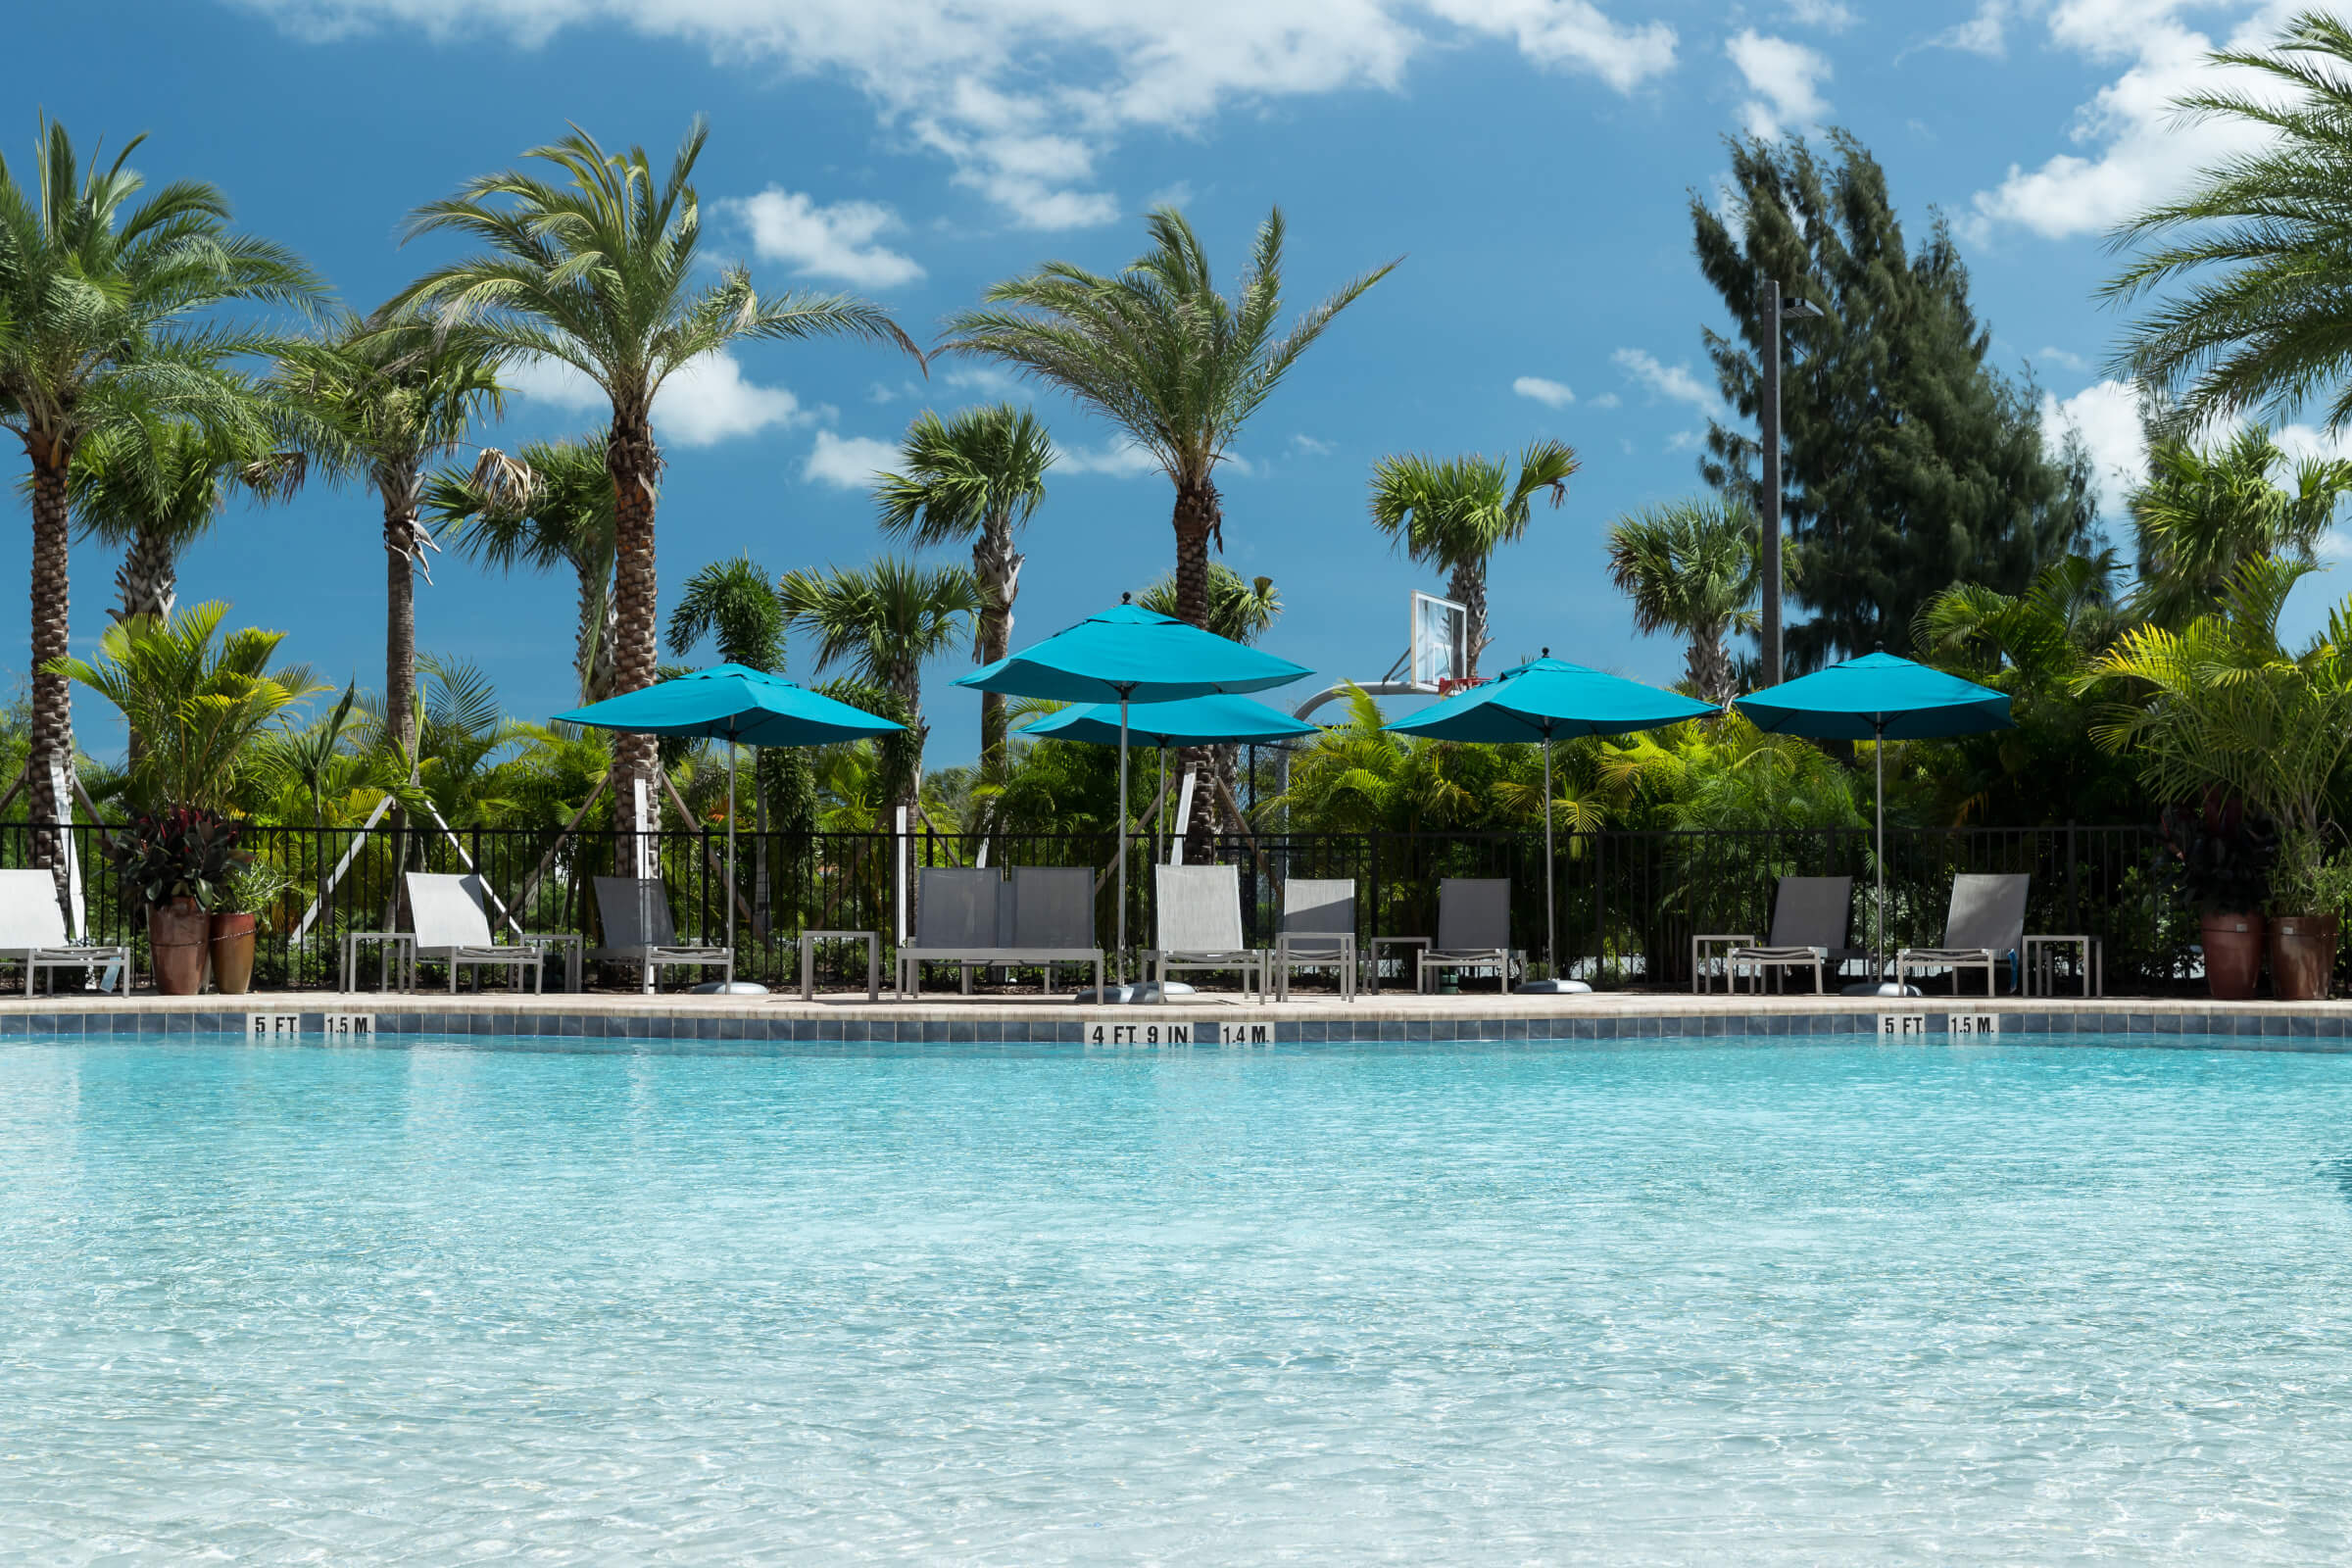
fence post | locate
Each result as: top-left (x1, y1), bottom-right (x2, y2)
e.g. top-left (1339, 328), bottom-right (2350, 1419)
top-left (2066, 819), bottom-right (2080, 934)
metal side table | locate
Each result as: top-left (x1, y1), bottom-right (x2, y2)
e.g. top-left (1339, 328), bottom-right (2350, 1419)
top-left (801, 930), bottom-right (881, 1002)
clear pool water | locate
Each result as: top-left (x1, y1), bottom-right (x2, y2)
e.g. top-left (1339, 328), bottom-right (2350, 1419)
top-left (4, 1034), bottom-right (2351, 1564)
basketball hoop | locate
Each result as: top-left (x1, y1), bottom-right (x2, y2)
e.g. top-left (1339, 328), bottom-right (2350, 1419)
top-left (1434, 675), bottom-right (1488, 697)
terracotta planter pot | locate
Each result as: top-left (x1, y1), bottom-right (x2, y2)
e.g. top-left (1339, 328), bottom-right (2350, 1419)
top-left (2201, 912), bottom-right (2266, 1001)
top-left (210, 912), bottom-right (258, 996)
top-left (2270, 913), bottom-right (2339, 1003)
top-left (148, 898), bottom-right (210, 997)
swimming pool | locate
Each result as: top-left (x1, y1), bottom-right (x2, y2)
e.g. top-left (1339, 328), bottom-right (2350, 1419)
top-left (3, 1034), bottom-right (2349, 1563)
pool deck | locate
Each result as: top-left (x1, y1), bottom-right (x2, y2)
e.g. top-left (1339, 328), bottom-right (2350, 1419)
top-left (5, 985), bottom-right (2352, 1046)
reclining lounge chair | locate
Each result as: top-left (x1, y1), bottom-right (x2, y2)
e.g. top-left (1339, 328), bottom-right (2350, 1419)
top-left (588, 876), bottom-right (732, 994)
top-left (1147, 863), bottom-right (1268, 1002)
top-left (0, 868), bottom-right (129, 995)
top-left (1894, 872), bottom-right (2030, 997)
top-left (1415, 878), bottom-right (1520, 994)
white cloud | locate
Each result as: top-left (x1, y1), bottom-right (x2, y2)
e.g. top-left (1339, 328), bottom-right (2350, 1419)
top-left (1512, 374), bottom-right (1575, 409)
top-left (1917, 0), bottom-right (2013, 59)
top-left (1612, 347), bottom-right (1716, 411)
top-left (1965, 2), bottom-right (2298, 243)
top-left (506, 351), bottom-right (808, 447)
top-left (942, 366), bottom-right (1025, 398)
top-left (1057, 439), bottom-right (1164, 477)
top-left (1727, 28), bottom-right (1830, 140)
top-left (232, 0), bottom-right (1678, 229)
top-left (2034, 346), bottom-right (2093, 372)
top-left (1290, 433), bottom-right (1335, 456)
top-left (804, 431), bottom-right (903, 489)
top-left (2042, 378), bottom-right (2146, 515)
top-left (1589, 391), bottom-right (1622, 410)
top-left (1665, 429), bottom-right (1704, 452)
top-left (1784, 0), bottom-right (1854, 30)
top-left (728, 188), bottom-right (924, 288)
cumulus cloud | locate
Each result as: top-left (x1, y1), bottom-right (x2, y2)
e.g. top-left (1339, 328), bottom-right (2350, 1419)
top-left (1965, 1), bottom-right (2298, 243)
top-left (1057, 439), bottom-right (1163, 477)
top-left (231, 0), bottom-right (1679, 228)
top-left (2034, 346), bottom-right (2093, 372)
top-left (1727, 28), bottom-right (1831, 140)
top-left (507, 351), bottom-right (809, 447)
top-left (1612, 347), bottom-right (1716, 411)
top-left (2041, 378), bottom-right (2146, 515)
top-left (1512, 374), bottom-right (1575, 408)
top-left (804, 431), bottom-right (903, 489)
top-left (1291, 433), bottom-right (1335, 456)
top-left (1783, 0), bottom-right (1854, 30)
top-left (1916, 0), bottom-right (2015, 59)
top-left (728, 188), bottom-right (924, 288)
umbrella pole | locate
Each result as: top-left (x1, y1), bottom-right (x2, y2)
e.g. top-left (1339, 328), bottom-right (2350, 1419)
top-left (728, 740), bottom-right (739, 959)
top-left (1117, 695), bottom-right (1131, 988)
top-left (1543, 732), bottom-right (1557, 980)
top-left (1875, 719), bottom-right (1886, 977)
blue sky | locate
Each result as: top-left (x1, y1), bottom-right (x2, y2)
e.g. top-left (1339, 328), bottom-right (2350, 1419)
top-left (12, 0), bottom-right (2336, 766)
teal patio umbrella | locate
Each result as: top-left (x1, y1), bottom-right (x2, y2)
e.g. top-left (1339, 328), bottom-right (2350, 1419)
top-left (1735, 651), bottom-right (2011, 992)
top-left (1389, 651), bottom-right (1715, 993)
top-left (956, 599), bottom-right (1312, 987)
top-left (556, 664), bottom-right (905, 994)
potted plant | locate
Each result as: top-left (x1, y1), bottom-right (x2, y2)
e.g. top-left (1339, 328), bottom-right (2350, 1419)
top-left (99, 808), bottom-right (248, 995)
top-left (2268, 846), bottom-right (2352, 1002)
top-left (2154, 802), bottom-right (2277, 999)
top-left (211, 858), bottom-right (294, 997)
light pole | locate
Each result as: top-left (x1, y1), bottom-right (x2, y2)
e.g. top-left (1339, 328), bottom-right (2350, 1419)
top-left (1757, 277), bottom-right (1823, 683)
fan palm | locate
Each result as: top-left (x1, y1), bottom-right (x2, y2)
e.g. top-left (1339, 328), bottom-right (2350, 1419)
top-left (1368, 440), bottom-right (1578, 677)
top-left (71, 402), bottom-right (306, 626)
top-left (50, 601), bottom-right (327, 814)
top-left (428, 432), bottom-right (616, 702)
top-left (391, 120), bottom-right (920, 835)
top-left (2103, 11), bottom-right (2352, 427)
top-left (940, 206), bottom-right (1393, 628)
top-left (0, 118), bottom-right (320, 845)
top-left (2127, 425), bottom-right (2352, 626)
top-left (276, 312), bottom-right (512, 753)
top-left (777, 559), bottom-right (985, 819)
top-left (1604, 496), bottom-right (1779, 706)
top-left (875, 404), bottom-right (1054, 776)
top-left (1139, 564), bottom-right (1282, 646)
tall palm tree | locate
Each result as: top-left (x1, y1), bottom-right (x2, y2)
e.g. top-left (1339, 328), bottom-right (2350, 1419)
top-left (1368, 440), bottom-right (1578, 677)
top-left (0, 119), bottom-right (319, 856)
top-left (2127, 425), bottom-right (2352, 626)
top-left (1140, 564), bottom-right (1282, 839)
top-left (668, 554), bottom-right (786, 673)
top-left (427, 432), bottom-right (616, 702)
top-left (1604, 496), bottom-right (1775, 707)
top-left (777, 558), bottom-right (984, 820)
top-left (2103, 12), bottom-right (2352, 427)
top-left (939, 206), bottom-right (1393, 629)
top-left (874, 404), bottom-right (1054, 777)
top-left (276, 312), bottom-right (511, 754)
top-left (391, 120), bottom-right (920, 838)
top-left (71, 403), bottom-right (306, 626)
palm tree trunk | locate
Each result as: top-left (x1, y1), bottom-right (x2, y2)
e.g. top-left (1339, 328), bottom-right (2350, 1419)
top-left (381, 463), bottom-right (422, 756)
top-left (973, 517), bottom-right (1022, 779)
top-left (1172, 475), bottom-right (1222, 860)
top-left (572, 555), bottom-right (611, 703)
top-left (607, 407), bottom-right (662, 857)
top-left (24, 434), bottom-right (75, 885)
top-left (1448, 559), bottom-right (1490, 681)
top-left (1688, 624), bottom-right (1733, 708)
top-left (113, 524), bottom-right (177, 624)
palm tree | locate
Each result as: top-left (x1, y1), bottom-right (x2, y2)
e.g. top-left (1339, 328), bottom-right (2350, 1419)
top-left (777, 558), bottom-right (985, 821)
top-left (940, 207), bottom-right (1393, 629)
top-left (0, 119), bottom-right (320, 857)
top-left (2103, 12), bottom-right (2352, 427)
top-left (427, 432), bottom-right (616, 702)
top-left (874, 404), bottom-right (1054, 777)
top-left (1139, 564), bottom-right (1282, 646)
top-left (391, 120), bottom-right (920, 839)
top-left (70, 403), bottom-right (306, 626)
top-left (276, 313), bottom-right (512, 754)
top-left (2127, 425), bottom-right (2352, 626)
top-left (1367, 440), bottom-right (1578, 677)
top-left (50, 602), bottom-right (326, 814)
top-left (1604, 496), bottom-right (1777, 706)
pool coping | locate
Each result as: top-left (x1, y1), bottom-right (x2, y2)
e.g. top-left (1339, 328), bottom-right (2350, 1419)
top-left (5, 990), bottom-right (2352, 1049)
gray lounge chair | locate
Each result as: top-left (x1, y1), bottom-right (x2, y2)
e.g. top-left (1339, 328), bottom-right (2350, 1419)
top-left (406, 872), bottom-right (572, 994)
top-left (1275, 877), bottom-right (1357, 1002)
top-left (1894, 873), bottom-right (2030, 996)
top-left (588, 876), bottom-right (732, 994)
top-left (894, 866), bottom-right (1104, 998)
top-left (1416, 878), bottom-right (1519, 994)
top-left (0, 868), bottom-right (128, 995)
top-left (1147, 864), bottom-right (1267, 1001)
top-left (1713, 875), bottom-right (1861, 995)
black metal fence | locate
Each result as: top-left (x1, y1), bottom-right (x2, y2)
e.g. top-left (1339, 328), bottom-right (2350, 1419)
top-left (8, 816), bottom-right (2184, 994)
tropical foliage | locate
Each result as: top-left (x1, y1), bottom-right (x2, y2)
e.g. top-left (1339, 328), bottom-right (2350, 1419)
top-left (1368, 440), bottom-right (1577, 677)
top-left (1604, 495), bottom-right (1775, 707)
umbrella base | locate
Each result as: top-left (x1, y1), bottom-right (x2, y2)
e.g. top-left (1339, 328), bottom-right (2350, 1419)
top-left (694, 981), bottom-right (772, 997)
top-left (1514, 979), bottom-right (1592, 995)
top-left (1072, 981), bottom-right (1199, 1004)
top-left (1843, 980), bottom-right (1921, 998)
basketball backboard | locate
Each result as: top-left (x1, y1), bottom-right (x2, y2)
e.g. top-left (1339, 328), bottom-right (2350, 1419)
top-left (1408, 591), bottom-right (1468, 692)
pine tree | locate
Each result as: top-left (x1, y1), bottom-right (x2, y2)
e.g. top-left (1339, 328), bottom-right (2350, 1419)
top-left (1691, 131), bottom-right (2094, 666)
